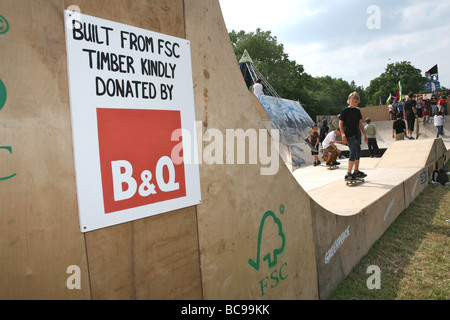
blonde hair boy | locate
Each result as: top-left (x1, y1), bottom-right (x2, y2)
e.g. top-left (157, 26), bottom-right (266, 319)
top-left (339, 91), bottom-right (368, 181)
top-left (347, 91), bottom-right (360, 105)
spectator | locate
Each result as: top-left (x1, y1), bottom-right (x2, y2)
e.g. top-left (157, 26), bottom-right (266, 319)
top-left (388, 102), bottom-right (394, 120)
top-left (253, 79), bottom-right (263, 97)
top-left (392, 99), bottom-right (399, 114)
top-left (404, 92), bottom-right (418, 140)
top-left (447, 95), bottom-right (450, 116)
top-left (416, 96), bottom-right (424, 117)
top-left (306, 124), bottom-right (321, 166)
top-left (319, 119), bottom-right (329, 160)
top-left (397, 99), bottom-right (404, 118)
top-left (431, 95), bottom-right (437, 116)
top-left (434, 111), bottom-right (444, 138)
top-left (422, 107), bottom-right (431, 124)
top-left (425, 98), bottom-right (431, 111)
top-left (437, 95), bottom-right (447, 117)
top-left (364, 118), bottom-right (380, 158)
top-left (392, 113), bottom-right (406, 140)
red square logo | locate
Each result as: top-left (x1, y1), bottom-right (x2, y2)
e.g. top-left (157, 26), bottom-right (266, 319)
top-left (97, 108), bottom-right (186, 214)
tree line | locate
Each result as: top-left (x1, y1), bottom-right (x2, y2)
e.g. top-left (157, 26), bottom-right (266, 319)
top-left (229, 29), bottom-right (426, 119)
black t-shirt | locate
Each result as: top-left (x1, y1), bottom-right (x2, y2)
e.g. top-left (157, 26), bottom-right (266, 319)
top-left (319, 125), bottom-right (329, 142)
top-left (339, 107), bottom-right (362, 138)
top-left (393, 119), bottom-right (406, 134)
top-left (404, 99), bottom-right (417, 117)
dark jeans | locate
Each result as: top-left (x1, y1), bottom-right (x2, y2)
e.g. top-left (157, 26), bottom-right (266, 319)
top-left (368, 138), bottom-right (379, 157)
top-left (347, 136), bottom-right (361, 161)
top-left (436, 125), bottom-right (444, 137)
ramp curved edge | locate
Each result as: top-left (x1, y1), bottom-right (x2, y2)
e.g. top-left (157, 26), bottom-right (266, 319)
top-left (186, 0), bottom-right (319, 300)
top-left (188, 0), bottom-right (450, 300)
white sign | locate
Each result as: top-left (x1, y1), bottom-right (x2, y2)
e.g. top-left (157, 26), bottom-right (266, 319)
top-left (64, 11), bottom-right (201, 232)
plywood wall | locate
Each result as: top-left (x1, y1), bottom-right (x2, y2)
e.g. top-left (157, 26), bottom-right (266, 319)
top-left (0, 0), bottom-right (90, 299)
top-left (0, 0), bottom-right (202, 300)
top-left (185, 0), bottom-right (318, 299)
top-left (0, 0), bottom-right (320, 300)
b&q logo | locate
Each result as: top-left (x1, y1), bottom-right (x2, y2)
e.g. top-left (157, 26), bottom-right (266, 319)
top-left (248, 205), bottom-right (288, 297)
top-left (97, 108), bottom-right (186, 214)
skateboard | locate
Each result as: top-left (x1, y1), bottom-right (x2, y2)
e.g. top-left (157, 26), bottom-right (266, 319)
top-left (345, 177), bottom-right (365, 186)
top-left (304, 138), bottom-right (318, 152)
top-left (327, 165), bottom-right (339, 170)
top-left (415, 118), bottom-right (420, 139)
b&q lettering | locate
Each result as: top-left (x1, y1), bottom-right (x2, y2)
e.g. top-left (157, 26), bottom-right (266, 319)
top-left (111, 156), bottom-right (179, 202)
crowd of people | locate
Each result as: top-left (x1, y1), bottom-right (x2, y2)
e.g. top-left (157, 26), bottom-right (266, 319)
top-left (388, 92), bottom-right (447, 139)
top-left (306, 91), bottom-right (448, 181)
top-left (388, 93), bottom-right (448, 120)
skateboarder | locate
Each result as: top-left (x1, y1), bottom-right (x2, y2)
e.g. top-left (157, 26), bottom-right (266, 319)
top-left (306, 124), bottom-right (321, 166)
top-left (322, 128), bottom-right (342, 167)
top-left (339, 92), bottom-right (368, 181)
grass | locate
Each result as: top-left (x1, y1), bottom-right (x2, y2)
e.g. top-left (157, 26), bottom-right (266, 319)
top-left (328, 162), bottom-right (450, 300)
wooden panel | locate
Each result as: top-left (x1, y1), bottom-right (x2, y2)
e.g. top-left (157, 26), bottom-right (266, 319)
top-left (310, 201), bottom-right (368, 299)
top-left (68, 0), bottom-right (185, 39)
top-left (363, 185), bottom-right (405, 249)
top-left (132, 207), bottom-right (202, 299)
top-left (71, 0), bottom-right (203, 299)
top-left (185, 0), bottom-right (318, 300)
top-left (82, 208), bottom-right (202, 300)
top-left (0, 0), bottom-right (90, 299)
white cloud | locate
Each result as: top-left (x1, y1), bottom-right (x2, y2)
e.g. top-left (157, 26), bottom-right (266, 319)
top-left (219, 0), bottom-right (301, 32)
top-left (219, 0), bottom-right (450, 89)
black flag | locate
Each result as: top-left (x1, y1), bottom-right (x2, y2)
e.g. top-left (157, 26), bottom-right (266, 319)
top-left (427, 64), bottom-right (438, 79)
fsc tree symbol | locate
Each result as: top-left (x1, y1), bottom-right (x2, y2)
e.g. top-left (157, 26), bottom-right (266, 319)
top-left (248, 205), bottom-right (288, 297)
top-left (248, 205), bottom-right (286, 271)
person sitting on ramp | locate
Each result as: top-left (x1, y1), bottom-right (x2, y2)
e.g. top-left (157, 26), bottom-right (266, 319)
top-left (322, 128), bottom-right (342, 167)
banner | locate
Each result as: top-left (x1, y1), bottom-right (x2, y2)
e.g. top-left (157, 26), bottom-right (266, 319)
top-left (424, 64), bottom-right (441, 93)
top-left (64, 11), bottom-right (201, 232)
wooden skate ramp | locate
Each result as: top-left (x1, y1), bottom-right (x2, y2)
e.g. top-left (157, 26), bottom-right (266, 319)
top-left (376, 138), bottom-right (448, 168)
top-left (0, 0), bottom-right (318, 300)
top-left (294, 137), bottom-right (448, 298)
top-left (185, 0), bottom-right (318, 299)
top-left (0, 0), bottom-right (448, 301)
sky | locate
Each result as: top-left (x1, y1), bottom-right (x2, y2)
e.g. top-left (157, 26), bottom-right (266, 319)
top-left (218, 0), bottom-right (450, 90)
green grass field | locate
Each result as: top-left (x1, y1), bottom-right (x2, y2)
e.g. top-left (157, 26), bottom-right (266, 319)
top-left (329, 164), bottom-right (450, 300)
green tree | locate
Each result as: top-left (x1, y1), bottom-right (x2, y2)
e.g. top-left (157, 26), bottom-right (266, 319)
top-left (229, 29), bottom-right (309, 104)
top-left (366, 61), bottom-right (425, 105)
top-left (229, 29), bottom-right (367, 119)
